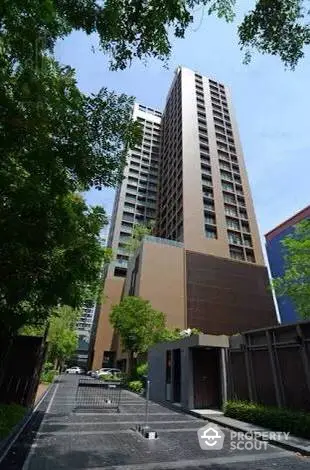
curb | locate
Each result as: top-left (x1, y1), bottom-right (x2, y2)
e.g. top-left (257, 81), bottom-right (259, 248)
top-left (0, 382), bottom-right (53, 465)
top-left (187, 409), bottom-right (310, 457)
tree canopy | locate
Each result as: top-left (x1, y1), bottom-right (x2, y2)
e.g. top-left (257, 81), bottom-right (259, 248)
top-left (273, 219), bottom-right (310, 319)
top-left (125, 223), bottom-right (154, 255)
top-left (1, 1), bottom-right (140, 338)
top-left (2, 1), bottom-right (310, 71)
top-left (110, 296), bottom-right (167, 355)
top-left (47, 305), bottom-right (81, 369)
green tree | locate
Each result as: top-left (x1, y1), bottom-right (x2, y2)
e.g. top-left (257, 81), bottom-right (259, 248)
top-left (110, 296), bottom-right (166, 373)
top-left (2, 1), bottom-right (309, 74)
top-left (273, 220), bottom-right (310, 319)
top-left (0, 192), bottom-right (112, 339)
top-left (47, 305), bottom-right (80, 370)
top-left (125, 223), bottom-right (154, 255)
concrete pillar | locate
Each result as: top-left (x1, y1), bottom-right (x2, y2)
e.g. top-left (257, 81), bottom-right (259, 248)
top-left (266, 331), bottom-right (283, 407)
top-left (296, 324), bottom-right (310, 394)
top-left (220, 348), bottom-right (228, 407)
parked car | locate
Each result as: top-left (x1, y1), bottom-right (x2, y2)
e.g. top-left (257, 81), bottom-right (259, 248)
top-left (97, 368), bottom-right (121, 379)
top-left (65, 366), bottom-right (83, 374)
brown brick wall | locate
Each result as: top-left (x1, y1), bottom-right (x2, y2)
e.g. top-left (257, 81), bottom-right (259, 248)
top-left (186, 251), bottom-right (277, 334)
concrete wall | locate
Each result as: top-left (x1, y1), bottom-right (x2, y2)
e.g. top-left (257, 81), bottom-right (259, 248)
top-left (137, 241), bottom-right (186, 330)
top-left (148, 340), bottom-right (193, 409)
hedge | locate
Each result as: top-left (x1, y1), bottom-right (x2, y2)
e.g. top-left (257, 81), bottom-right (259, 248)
top-left (0, 404), bottom-right (26, 439)
top-left (224, 401), bottom-right (310, 439)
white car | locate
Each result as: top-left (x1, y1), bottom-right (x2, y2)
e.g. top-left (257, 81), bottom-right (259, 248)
top-left (65, 366), bottom-right (83, 374)
top-left (94, 368), bottom-right (112, 378)
top-left (97, 368), bottom-right (121, 378)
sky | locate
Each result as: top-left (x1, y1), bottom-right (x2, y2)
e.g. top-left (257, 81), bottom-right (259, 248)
top-left (55, 2), bottom-right (309, 246)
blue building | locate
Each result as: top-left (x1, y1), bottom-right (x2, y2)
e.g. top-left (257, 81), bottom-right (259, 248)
top-left (265, 205), bottom-right (310, 324)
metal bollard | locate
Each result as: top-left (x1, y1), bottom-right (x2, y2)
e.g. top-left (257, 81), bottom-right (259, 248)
top-left (144, 380), bottom-right (150, 429)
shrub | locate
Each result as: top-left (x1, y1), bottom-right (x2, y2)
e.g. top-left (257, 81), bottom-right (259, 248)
top-left (224, 401), bottom-right (310, 439)
top-left (99, 374), bottom-right (114, 381)
top-left (136, 362), bottom-right (148, 378)
top-left (0, 404), bottom-right (26, 439)
top-left (128, 380), bottom-right (143, 394)
top-left (41, 369), bottom-right (57, 384)
top-left (100, 373), bottom-right (123, 382)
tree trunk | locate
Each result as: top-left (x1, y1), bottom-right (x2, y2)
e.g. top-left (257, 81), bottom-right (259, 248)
top-left (128, 350), bottom-right (135, 378)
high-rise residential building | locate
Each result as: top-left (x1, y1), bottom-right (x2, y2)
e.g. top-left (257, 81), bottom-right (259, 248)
top-left (91, 67), bottom-right (276, 371)
top-left (106, 103), bottom-right (161, 278)
top-left (265, 205), bottom-right (310, 324)
top-left (74, 301), bottom-right (97, 367)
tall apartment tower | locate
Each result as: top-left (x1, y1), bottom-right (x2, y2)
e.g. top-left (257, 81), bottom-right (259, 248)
top-left (157, 67), bottom-right (264, 263)
top-left (91, 67), bottom-right (276, 370)
top-left (106, 103), bottom-right (161, 279)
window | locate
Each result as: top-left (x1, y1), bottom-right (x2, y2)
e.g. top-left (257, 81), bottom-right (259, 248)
top-left (201, 163), bottom-right (211, 173)
top-left (230, 247), bottom-right (245, 261)
top-left (124, 201), bottom-right (135, 209)
top-left (237, 196), bottom-right (246, 207)
top-left (199, 136), bottom-right (208, 144)
top-left (205, 226), bottom-right (217, 239)
top-left (114, 267), bottom-right (127, 278)
top-left (205, 214), bottom-right (216, 225)
top-left (241, 221), bottom-right (250, 233)
top-left (223, 192), bottom-right (236, 205)
top-left (219, 160), bottom-right (231, 171)
top-left (226, 217), bottom-right (239, 230)
top-left (203, 189), bottom-right (213, 199)
top-left (243, 235), bottom-right (252, 247)
top-left (225, 204), bottom-right (238, 217)
top-left (222, 181), bottom-right (234, 192)
top-left (228, 231), bottom-right (242, 245)
top-left (220, 170), bottom-right (233, 181)
top-left (239, 208), bottom-right (248, 219)
top-left (246, 249), bottom-right (255, 263)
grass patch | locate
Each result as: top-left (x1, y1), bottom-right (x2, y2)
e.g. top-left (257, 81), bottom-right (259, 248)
top-left (224, 400), bottom-right (310, 439)
top-left (0, 403), bottom-right (26, 440)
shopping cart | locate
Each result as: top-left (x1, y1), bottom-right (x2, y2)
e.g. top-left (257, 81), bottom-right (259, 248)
top-left (75, 377), bottom-right (122, 412)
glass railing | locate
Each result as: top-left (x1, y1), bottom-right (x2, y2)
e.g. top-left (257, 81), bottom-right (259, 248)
top-left (144, 235), bottom-right (183, 248)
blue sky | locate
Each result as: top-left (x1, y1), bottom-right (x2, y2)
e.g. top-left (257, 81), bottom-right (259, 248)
top-left (55, 3), bottom-right (309, 244)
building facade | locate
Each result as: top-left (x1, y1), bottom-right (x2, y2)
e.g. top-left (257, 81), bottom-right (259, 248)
top-left (106, 103), bottom-right (161, 278)
top-left (91, 67), bottom-right (277, 370)
top-left (74, 301), bottom-right (97, 367)
top-left (265, 205), bottom-right (310, 324)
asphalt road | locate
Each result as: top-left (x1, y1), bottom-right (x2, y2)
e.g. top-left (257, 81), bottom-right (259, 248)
top-left (1, 375), bottom-right (309, 470)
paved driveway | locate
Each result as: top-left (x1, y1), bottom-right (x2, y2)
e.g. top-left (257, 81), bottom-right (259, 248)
top-left (2, 375), bottom-right (310, 469)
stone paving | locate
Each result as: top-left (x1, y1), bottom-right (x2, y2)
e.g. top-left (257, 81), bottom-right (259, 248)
top-left (1, 375), bottom-right (310, 469)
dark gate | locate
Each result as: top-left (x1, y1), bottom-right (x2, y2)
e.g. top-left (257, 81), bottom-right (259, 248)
top-left (193, 348), bottom-right (221, 409)
top-left (0, 335), bottom-right (46, 406)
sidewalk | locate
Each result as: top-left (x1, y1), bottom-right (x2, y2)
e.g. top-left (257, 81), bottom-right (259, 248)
top-left (190, 409), bottom-right (310, 456)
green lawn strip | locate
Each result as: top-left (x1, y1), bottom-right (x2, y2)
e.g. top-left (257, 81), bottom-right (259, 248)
top-left (225, 400), bottom-right (310, 439)
top-left (0, 403), bottom-right (27, 440)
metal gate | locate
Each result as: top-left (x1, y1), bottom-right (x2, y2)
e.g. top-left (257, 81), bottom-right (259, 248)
top-left (75, 377), bottom-right (122, 411)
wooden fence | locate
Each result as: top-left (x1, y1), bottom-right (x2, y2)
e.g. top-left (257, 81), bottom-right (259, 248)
top-left (228, 320), bottom-right (310, 411)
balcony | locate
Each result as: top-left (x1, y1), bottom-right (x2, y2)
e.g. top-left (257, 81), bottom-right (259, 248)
top-left (123, 206), bottom-right (135, 213)
top-left (144, 235), bottom-right (183, 248)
